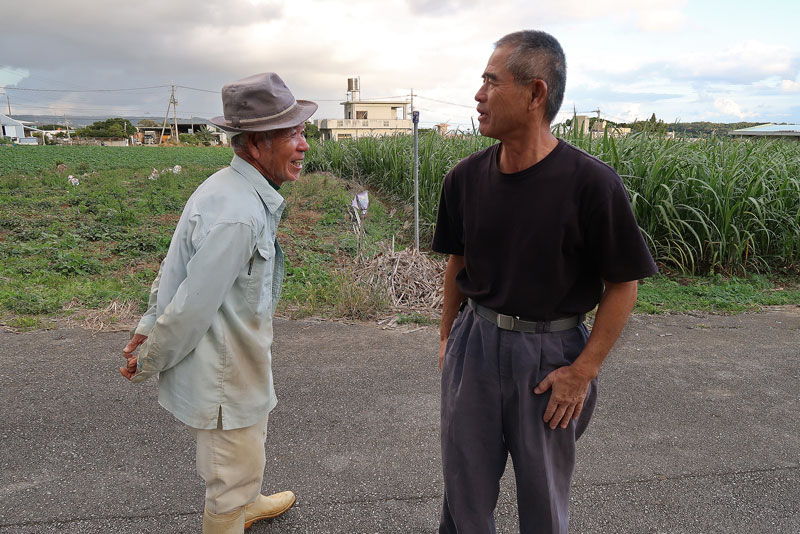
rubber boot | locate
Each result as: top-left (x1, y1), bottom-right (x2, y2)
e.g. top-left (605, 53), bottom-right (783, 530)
top-left (244, 491), bottom-right (296, 530)
top-left (203, 506), bottom-right (245, 534)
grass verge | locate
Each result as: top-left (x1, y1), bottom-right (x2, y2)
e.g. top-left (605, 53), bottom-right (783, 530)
top-left (1, 147), bottom-right (797, 331)
top-left (636, 273), bottom-right (800, 314)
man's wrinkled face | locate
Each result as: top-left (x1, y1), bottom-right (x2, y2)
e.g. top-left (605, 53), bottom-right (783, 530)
top-left (251, 124), bottom-right (309, 186)
top-left (474, 46), bottom-right (530, 141)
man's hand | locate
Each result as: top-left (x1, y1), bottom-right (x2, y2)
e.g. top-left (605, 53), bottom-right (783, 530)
top-left (120, 333), bottom-right (147, 380)
top-left (535, 280), bottom-right (638, 429)
top-left (534, 365), bottom-right (593, 429)
top-left (439, 338), bottom-right (448, 371)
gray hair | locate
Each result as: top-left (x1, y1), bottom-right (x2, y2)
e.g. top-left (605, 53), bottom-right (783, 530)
top-left (231, 131), bottom-right (270, 153)
top-left (230, 126), bottom-right (298, 154)
top-left (495, 30), bottom-right (566, 123)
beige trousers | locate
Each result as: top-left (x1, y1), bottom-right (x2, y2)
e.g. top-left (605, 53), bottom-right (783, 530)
top-left (190, 412), bottom-right (269, 515)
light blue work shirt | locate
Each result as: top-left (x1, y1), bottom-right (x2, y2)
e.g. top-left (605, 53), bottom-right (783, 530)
top-left (132, 155), bottom-right (285, 430)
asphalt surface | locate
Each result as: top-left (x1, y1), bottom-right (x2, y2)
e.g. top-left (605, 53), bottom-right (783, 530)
top-left (1, 308), bottom-right (798, 533)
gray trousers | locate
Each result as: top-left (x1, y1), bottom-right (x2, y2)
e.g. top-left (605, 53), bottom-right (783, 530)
top-left (440, 307), bottom-right (598, 534)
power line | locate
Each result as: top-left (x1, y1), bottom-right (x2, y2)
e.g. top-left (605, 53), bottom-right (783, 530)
top-left (175, 84), bottom-right (410, 102)
top-left (414, 94), bottom-right (475, 109)
top-left (1, 85), bottom-right (171, 93)
top-left (6, 101), bottom-right (221, 116)
top-left (175, 85), bottom-right (218, 94)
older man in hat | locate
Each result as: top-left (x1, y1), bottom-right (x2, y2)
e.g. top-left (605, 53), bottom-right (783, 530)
top-left (119, 73), bottom-right (316, 533)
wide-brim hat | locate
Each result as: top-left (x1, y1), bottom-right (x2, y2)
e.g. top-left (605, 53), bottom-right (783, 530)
top-left (210, 72), bottom-right (318, 133)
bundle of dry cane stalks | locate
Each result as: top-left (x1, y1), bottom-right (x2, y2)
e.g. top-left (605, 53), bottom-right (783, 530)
top-left (353, 242), bottom-right (446, 316)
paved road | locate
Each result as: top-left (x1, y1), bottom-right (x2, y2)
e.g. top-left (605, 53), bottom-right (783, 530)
top-left (1, 309), bottom-right (798, 533)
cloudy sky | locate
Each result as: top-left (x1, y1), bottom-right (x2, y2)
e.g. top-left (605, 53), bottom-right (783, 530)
top-left (2, 0), bottom-right (799, 129)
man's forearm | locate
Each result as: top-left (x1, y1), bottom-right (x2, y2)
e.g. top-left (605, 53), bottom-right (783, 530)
top-left (440, 254), bottom-right (466, 341)
top-left (135, 258), bottom-right (165, 336)
top-left (135, 222), bottom-right (255, 379)
top-left (571, 280), bottom-right (638, 379)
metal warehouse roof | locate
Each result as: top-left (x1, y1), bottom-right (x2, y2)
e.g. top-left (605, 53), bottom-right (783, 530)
top-left (730, 123), bottom-right (800, 136)
top-left (0, 113), bottom-right (24, 127)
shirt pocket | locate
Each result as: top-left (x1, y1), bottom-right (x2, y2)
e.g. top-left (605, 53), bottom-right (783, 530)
top-left (246, 239), bottom-right (275, 313)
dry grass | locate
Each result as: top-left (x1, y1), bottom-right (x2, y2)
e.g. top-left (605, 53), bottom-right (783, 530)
top-left (354, 245), bottom-right (445, 315)
top-left (62, 298), bottom-right (140, 332)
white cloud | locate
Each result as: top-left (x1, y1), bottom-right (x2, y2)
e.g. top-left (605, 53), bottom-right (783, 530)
top-left (1, 0), bottom-right (798, 125)
top-left (636, 7), bottom-right (686, 32)
top-left (555, 0), bottom-right (687, 31)
top-left (712, 97), bottom-right (753, 119)
top-left (780, 79), bottom-right (800, 92)
top-left (677, 40), bottom-right (799, 82)
top-left (605, 102), bottom-right (643, 122)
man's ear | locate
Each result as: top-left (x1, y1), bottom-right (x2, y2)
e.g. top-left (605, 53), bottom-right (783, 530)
top-left (245, 132), bottom-right (261, 159)
top-left (528, 79), bottom-right (548, 113)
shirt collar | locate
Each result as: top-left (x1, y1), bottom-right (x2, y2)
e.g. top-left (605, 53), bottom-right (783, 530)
top-left (230, 154), bottom-right (285, 215)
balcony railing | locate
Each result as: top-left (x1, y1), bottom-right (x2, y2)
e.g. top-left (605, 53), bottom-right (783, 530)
top-left (316, 118), bottom-right (412, 129)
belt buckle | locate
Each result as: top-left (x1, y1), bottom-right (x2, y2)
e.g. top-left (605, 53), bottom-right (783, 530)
top-left (496, 313), bottom-right (517, 330)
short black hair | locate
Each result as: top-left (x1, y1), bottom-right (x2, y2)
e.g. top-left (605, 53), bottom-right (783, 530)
top-left (495, 30), bottom-right (566, 123)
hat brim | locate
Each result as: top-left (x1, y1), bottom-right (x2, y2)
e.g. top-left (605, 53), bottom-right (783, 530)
top-left (209, 100), bottom-right (318, 133)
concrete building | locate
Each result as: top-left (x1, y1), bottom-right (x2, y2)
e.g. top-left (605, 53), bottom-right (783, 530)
top-left (567, 115), bottom-right (631, 138)
top-left (315, 78), bottom-right (412, 141)
top-left (730, 124), bottom-right (800, 141)
top-left (573, 115), bottom-right (591, 135)
top-left (135, 118), bottom-right (230, 145)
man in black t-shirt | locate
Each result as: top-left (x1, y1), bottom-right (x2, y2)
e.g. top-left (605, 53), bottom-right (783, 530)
top-left (433, 31), bottom-right (657, 534)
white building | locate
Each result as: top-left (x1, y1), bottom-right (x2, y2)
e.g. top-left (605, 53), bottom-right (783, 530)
top-left (0, 113), bottom-right (41, 144)
top-left (315, 78), bottom-right (412, 141)
top-left (730, 124), bottom-right (800, 141)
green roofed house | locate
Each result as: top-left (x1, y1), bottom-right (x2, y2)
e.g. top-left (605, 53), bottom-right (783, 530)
top-left (730, 123), bottom-right (800, 141)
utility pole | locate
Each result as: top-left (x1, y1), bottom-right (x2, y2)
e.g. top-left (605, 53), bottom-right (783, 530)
top-left (64, 114), bottom-right (70, 140)
top-left (6, 95), bottom-right (11, 116)
top-left (159, 84), bottom-right (179, 145)
top-left (410, 88), bottom-right (414, 114)
top-left (172, 84), bottom-right (180, 145)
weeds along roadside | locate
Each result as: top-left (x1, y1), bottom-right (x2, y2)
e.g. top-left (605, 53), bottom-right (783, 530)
top-left (0, 146), bottom-right (412, 330)
top-left (0, 159), bottom-right (212, 330)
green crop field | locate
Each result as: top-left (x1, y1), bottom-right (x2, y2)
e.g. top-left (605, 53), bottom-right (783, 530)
top-left (0, 145), bottom-right (233, 175)
top-left (0, 144), bottom-right (405, 329)
top-left (0, 139), bottom-right (797, 330)
top-left (305, 131), bottom-right (800, 276)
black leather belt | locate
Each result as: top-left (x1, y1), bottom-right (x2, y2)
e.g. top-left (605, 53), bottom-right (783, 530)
top-left (468, 298), bottom-right (583, 333)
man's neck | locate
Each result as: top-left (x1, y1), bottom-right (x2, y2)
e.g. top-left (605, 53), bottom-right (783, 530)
top-left (497, 126), bottom-right (558, 174)
top-left (235, 151), bottom-right (281, 190)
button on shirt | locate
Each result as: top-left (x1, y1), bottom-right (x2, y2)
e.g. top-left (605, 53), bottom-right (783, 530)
top-left (132, 155), bottom-right (285, 430)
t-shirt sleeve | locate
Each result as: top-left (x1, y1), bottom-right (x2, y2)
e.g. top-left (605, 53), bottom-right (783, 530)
top-left (432, 169), bottom-right (464, 255)
top-left (585, 175), bottom-right (658, 282)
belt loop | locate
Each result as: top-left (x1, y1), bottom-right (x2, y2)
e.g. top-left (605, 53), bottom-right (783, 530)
top-left (536, 321), bottom-right (548, 334)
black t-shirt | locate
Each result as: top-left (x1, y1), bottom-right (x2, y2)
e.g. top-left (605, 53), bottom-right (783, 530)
top-left (432, 139), bottom-right (658, 320)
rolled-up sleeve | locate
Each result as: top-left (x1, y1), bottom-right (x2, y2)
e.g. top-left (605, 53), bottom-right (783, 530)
top-left (132, 222), bottom-right (255, 382)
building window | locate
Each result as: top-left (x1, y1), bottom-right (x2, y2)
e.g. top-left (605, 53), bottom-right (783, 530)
top-left (383, 121), bottom-right (390, 127)
top-left (356, 111), bottom-right (368, 119)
